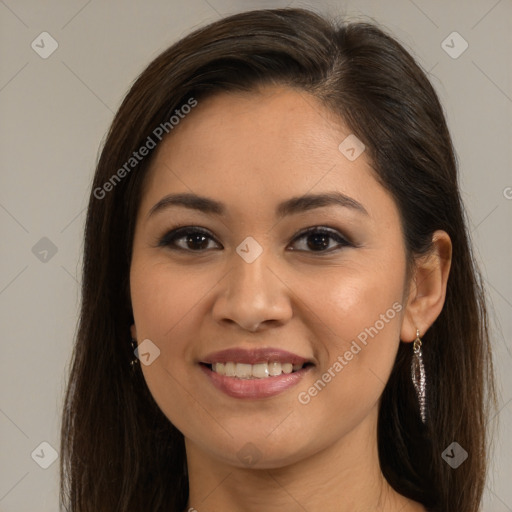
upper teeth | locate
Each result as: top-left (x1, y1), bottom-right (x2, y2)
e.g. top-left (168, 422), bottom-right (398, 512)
top-left (212, 361), bottom-right (303, 379)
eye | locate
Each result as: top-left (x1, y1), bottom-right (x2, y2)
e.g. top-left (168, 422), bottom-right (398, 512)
top-left (158, 227), bottom-right (220, 252)
top-left (158, 225), bottom-right (352, 254)
top-left (289, 226), bottom-right (352, 253)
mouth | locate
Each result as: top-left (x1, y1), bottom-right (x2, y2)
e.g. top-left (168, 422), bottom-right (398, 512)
top-left (199, 347), bottom-right (314, 399)
top-left (200, 361), bottom-right (313, 379)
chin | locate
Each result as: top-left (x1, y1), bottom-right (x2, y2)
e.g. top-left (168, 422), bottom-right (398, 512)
top-left (193, 428), bottom-right (319, 470)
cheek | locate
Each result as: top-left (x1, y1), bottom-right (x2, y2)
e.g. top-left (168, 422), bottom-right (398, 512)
top-left (129, 262), bottom-right (215, 434)
top-left (129, 261), bottom-right (202, 410)
top-left (324, 277), bottom-right (403, 350)
top-left (130, 260), bottom-right (213, 344)
top-left (298, 257), bottom-right (404, 347)
top-left (282, 271), bottom-right (404, 450)
top-left (292, 256), bottom-right (405, 402)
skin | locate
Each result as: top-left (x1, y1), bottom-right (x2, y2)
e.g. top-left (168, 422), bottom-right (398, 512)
top-left (129, 87), bottom-right (452, 512)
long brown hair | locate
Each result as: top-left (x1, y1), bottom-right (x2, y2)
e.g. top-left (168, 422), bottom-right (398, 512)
top-left (60, 8), bottom-right (496, 511)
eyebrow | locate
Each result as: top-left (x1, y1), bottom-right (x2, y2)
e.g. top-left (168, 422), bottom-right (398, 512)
top-left (147, 191), bottom-right (368, 220)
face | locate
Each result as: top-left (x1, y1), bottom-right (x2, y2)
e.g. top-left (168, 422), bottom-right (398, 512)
top-left (130, 87), bottom-right (409, 469)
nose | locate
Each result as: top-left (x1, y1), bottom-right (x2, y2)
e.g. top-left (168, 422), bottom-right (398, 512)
top-left (211, 247), bottom-right (293, 332)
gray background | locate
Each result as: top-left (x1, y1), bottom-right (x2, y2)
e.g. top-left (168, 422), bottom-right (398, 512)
top-left (0, 0), bottom-right (510, 510)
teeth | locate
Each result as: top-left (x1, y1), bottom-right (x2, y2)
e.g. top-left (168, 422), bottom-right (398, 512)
top-left (268, 361), bottom-right (282, 376)
top-left (252, 363), bottom-right (269, 378)
top-left (211, 361), bottom-right (304, 379)
top-left (282, 363), bottom-right (293, 374)
top-left (224, 362), bottom-right (236, 377)
top-left (235, 363), bottom-right (252, 379)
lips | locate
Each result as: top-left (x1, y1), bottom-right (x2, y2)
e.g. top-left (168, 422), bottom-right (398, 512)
top-left (201, 347), bottom-right (311, 366)
top-left (199, 347), bottom-right (314, 399)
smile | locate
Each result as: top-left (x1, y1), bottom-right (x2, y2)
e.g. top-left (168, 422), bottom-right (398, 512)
top-left (208, 361), bottom-right (306, 379)
top-left (199, 347), bottom-right (314, 398)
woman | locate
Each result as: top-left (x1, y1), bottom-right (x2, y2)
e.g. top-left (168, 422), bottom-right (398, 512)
top-left (60, 8), bottom-right (496, 512)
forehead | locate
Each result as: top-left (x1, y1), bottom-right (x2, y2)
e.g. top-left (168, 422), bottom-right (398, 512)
top-left (138, 86), bottom-right (394, 224)
top-left (153, 86), bottom-right (349, 170)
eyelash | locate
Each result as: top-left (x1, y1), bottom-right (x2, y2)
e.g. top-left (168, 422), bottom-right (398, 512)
top-left (157, 225), bottom-right (353, 254)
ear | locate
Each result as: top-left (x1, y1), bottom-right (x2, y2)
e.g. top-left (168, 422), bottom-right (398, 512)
top-left (401, 230), bottom-right (452, 342)
top-left (130, 324), bottom-right (137, 341)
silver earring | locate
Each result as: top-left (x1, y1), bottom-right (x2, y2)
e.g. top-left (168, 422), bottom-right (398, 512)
top-left (130, 338), bottom-right (139, 373)
top-left (411, 328), bottom-right (427, 424)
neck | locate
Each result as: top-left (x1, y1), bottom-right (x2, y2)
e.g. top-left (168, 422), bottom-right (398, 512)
top-left (183, 406), bottom-right (424, 512)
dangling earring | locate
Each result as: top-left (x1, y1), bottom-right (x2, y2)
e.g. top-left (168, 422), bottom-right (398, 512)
top-left (130, 338), bottom-right (139, 373)
top-left (411, 328), bottom-right (427, 424)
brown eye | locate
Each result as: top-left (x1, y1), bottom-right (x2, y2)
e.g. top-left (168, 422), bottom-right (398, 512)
top-left (289, 227), bottom-right (352, 253)
top-left (158, 226), bottom-right (352, 254)
top-left (158, 227), bottom-right (220, 252)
